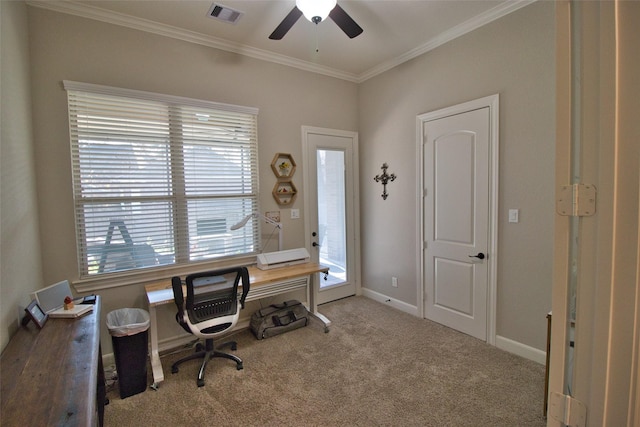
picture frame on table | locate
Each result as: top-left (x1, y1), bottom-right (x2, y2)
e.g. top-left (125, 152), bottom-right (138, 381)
top-left (24, 300), bottom-right (48, 329)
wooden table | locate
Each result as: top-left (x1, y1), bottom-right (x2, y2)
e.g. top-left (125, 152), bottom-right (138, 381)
top-left (1, 297), bottom-right (105, 426)
top-left (145, 262), bottom-right (330, 388)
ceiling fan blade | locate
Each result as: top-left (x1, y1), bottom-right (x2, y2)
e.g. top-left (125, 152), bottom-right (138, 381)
top-left (269, 7), bottom-right (303, 40)
top-left (329, 4), bottom-right (363, 39)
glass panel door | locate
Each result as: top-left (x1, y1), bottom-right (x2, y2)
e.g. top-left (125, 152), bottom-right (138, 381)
top-left (302, 127), bottom-right (358, 305)
top-left (317, 149), bottom-right (347, 288)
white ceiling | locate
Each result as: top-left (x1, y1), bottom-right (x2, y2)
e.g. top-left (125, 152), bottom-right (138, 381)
top-left (29, 0), bottom-right (534, 82)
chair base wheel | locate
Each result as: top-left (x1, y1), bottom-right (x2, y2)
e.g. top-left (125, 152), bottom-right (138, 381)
top-left (171, 338), bottom-right (243, 386)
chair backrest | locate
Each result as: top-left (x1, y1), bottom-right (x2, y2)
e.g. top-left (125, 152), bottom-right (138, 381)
top-left (172, 267), bottom-right (250, 337)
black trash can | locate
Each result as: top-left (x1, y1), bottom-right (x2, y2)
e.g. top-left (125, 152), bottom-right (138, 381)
top-left (106, 308), bottom-right (150, 399)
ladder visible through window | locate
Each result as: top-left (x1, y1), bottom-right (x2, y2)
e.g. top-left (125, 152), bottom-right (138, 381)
top-left (97, 220), bottom-right (157, 273)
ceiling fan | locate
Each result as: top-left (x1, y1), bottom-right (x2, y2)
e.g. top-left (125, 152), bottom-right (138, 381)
top-left (269, 0), bottom-right (363, 40)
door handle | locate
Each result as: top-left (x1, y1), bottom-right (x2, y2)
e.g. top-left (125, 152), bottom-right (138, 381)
top-left (469, 252), bottom-right (485, 260)
top-left (311, 232), bottom-right (321, 248)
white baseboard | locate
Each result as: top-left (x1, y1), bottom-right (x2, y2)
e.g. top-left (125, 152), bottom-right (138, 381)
top-left (103, 322), bottom-right (251, 368)
top-left (361, 287), bottom-right (419, 316)
top-left (495, 335), bottom-right (546, 365)
top-left (361, 287), bottom-right (546, 366)
top-left (103, 352), bottom-right (115, 367)
top-left (103, 334), bottom-right (195, 368)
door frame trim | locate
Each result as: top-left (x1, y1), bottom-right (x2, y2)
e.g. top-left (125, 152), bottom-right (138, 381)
top-left (416, 94), bottom-right (499, 345)
top-left (301, 125), bottom-right (362, 299)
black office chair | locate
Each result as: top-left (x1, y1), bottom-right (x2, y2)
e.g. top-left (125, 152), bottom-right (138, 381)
top-left (171, 266), bottom-right (250, 387)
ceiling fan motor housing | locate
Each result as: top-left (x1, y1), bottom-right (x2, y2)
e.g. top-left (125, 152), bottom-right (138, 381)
top-left (296, 0), bottom-right (336, 22)
top-left (269, 0), bottom-right (362, 40)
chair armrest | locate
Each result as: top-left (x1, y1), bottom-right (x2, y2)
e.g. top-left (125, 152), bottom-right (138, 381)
top-left (239, 267), bottom-right (250, 309)
top-left (171, 276), bottom-right (184, 316)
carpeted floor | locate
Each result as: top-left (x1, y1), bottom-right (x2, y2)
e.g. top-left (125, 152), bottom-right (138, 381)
top-left (105, 296), bottom-right (547, 426)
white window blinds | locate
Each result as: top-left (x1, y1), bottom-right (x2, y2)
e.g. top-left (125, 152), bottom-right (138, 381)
top-left (64, 81), bottom-right (260, 277)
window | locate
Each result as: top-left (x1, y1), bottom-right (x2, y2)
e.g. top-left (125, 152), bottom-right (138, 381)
top-left (64, 81), bottom-right (260, 277)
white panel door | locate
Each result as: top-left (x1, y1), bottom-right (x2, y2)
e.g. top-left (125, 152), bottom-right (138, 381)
top-left (423, 107), bottom-right (490, 340)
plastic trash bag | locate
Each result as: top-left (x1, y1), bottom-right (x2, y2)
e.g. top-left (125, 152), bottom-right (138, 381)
top-left (106, 308), bottom-right (150, 337)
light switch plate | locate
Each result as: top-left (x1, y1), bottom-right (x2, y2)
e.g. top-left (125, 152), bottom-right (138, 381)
top-left (508, 209), bottom-right (519, 223)
top-left (290, 208), bottom-right (300, 219)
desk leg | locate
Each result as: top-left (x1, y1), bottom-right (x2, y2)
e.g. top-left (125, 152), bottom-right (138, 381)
top-left (97, 344), bottom-right (106, 427)
top-left (148, 304), bottom-right (164, 389)
top-left (544, 313), bottom-right (551, 416)
top-left (309, 273), bottom-right (331, 333)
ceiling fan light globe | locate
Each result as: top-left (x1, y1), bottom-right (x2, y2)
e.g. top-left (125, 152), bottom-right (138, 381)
top-left (296, 0), bottom-right (336, 23)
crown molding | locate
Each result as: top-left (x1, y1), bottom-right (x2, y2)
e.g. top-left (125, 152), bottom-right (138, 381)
top-left (357, 0), bottom-right (537, 82)
top-left (27, 0), bottom-right (535, 84)
top-left (26, 0), bottom-right (360, 82)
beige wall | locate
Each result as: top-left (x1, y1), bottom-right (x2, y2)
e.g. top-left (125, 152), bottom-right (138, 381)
top-left (358, 1), bottom-right (555, 351)
top-left (0, 0), bottom-right (44, 349)
top-left (25, 7), bottom-right (358, 352)
top-left (2, 2), bottom-right (554, 356)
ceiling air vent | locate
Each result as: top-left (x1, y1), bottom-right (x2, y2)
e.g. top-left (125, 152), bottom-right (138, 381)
top-left (207, 3), bottom-right (243, 25)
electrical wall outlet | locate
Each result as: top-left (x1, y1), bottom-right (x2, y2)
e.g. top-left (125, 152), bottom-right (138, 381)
top-left (392, 277), bottom-right (398, 288)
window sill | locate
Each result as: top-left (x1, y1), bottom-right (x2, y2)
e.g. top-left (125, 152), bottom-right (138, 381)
top-left (72, 255), bottom-right (257, 293)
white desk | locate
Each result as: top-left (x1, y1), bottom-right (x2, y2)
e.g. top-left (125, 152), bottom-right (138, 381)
top-left (145, 262), bottom-right (330, 388)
